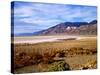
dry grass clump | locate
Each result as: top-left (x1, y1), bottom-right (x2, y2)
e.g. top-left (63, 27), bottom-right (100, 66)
top-left (14, 51), bottom-right (56, 69)
top-left (14, 49), bottom-right (68, 69)
top-left (67, 47), bottom-right (97, 56)
top-left (14, 52), bottom-right (35, 69)
top-left (14, 46), bottom-right (97, 69)
top-left (81, 60), bottom-right (97, 69)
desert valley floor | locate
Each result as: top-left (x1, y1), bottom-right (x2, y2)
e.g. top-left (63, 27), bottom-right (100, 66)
top-left (12, 35), bottom-right (97, 73)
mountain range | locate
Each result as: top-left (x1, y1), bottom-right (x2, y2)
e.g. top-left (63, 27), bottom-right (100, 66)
top-left (14, 20), bottom-right (97, 36)
top-left (34, 20), bottom-right (97, 35)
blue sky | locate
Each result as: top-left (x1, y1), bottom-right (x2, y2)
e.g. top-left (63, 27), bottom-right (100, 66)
top-left (12, 1), bottom-right (97, 34)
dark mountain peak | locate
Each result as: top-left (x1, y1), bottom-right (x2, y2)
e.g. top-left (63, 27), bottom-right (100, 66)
top-left (64, 22), bottom-right (88, 27)
top-left (89, 20), bottom-right (97, 24)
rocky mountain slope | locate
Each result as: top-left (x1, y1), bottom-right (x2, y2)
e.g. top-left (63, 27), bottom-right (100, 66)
top-left (36, 20), bottom-right (97, 35)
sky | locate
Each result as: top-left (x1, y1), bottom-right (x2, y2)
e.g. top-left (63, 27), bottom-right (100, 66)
top-left (11, 1), bottom-right (97, 34)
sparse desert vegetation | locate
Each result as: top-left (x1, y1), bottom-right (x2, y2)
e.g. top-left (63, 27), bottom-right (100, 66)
top-left (13, 36), bottom-right (97, 73)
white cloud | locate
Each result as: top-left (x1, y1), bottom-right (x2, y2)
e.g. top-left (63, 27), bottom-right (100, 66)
top-left (20, 18), bottom-right (62, 23)
top-left (14, 6), bottom-right (33, 17)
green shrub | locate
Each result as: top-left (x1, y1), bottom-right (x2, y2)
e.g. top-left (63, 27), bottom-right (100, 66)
top-left (43, 61), bottom-right (70, 72)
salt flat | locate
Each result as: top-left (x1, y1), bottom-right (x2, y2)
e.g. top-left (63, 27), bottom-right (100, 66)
top-left (13, 35), bottom-right (96, 44)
